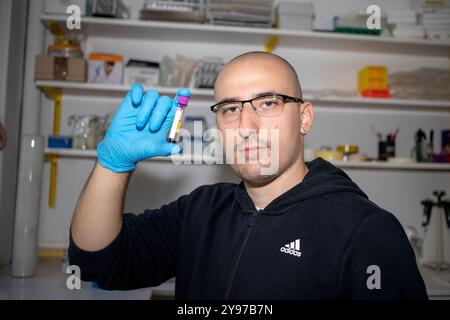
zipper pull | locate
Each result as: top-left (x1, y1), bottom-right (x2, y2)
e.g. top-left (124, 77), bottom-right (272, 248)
top-left (249, 211), bottom-right (258, 227)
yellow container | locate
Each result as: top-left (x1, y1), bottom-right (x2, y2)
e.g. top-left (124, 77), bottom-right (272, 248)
top-left (358, 66), bottom-right (388, 93)
top-left (314, 150), bottom-right (344, 161)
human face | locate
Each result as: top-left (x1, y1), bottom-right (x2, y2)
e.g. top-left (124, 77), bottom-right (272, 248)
top-left (214, 56), bottom-right (311, 186)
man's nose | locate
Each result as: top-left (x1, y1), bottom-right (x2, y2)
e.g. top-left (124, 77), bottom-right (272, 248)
top-left (238, 102), bottom-right (259, 138)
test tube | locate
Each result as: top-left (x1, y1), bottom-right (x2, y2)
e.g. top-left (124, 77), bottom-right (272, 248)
top-left (168, 95), bottom-right (190, 143)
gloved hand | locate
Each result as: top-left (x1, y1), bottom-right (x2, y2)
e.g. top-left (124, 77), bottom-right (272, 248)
top-left (97, 83), bottom-right (190, 172)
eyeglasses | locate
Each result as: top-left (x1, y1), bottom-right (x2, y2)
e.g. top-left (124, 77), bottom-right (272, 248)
top-left (210, 93), bottom-right (304, 124)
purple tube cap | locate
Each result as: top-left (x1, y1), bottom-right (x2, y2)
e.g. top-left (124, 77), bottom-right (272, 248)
top-left (177, 95), bottom-right (190, 106)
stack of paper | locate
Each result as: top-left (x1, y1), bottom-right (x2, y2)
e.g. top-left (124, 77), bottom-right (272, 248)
top-left (206, 0), bottom-right (274, 28)
top-left (389, 68), bottom-right (450, 100)
top-left (420, 6), bottom-right (450, 42)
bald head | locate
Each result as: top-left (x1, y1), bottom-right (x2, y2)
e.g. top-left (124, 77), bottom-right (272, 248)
top-left (212, 51), bottom-right (314, 189)
top-left (215, 51), bottom-right (302, 98)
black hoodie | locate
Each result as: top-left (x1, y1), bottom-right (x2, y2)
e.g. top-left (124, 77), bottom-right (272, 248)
top-left (69, 158), bottom-right (428, 299)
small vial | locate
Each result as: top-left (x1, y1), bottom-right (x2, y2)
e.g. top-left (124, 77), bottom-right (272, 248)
top-left (168, 95), bottom-right (189, 143)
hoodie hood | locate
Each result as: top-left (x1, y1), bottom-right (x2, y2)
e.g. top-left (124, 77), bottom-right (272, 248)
top-left (234, 157), bottom-right (368, 214)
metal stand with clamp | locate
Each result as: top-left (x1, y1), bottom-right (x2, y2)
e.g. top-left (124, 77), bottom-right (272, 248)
top-left (421, 191), bottom-right (450, 271)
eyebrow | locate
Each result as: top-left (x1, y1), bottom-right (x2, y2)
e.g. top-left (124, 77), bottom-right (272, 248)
top-left (217, 91), bottom-right (278, 104)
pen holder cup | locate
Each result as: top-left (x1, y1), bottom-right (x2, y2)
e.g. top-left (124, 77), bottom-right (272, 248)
top-left (378, 140), bottom-right (395, 161)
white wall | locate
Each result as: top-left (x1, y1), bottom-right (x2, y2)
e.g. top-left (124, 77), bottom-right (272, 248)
top-left (35, 0), bottom-right (450, 248)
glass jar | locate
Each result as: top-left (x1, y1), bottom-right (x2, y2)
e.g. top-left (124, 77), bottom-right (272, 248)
top-left (68, 115), bottom-right (99, 150)
top-left (48, 44), bottom-right (83, 58)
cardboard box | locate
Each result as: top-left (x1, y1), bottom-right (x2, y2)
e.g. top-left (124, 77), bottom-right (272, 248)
top-left (35, 56), bottom-right (86, 82)
top-left (88, 53), bottom-right (124, 85)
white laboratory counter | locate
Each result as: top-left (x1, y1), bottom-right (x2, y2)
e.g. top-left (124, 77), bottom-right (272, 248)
top-left (418, 265), bottom-right (450, 300)
top-left (0, 258), bottom-right (159, 300)
top-left (0, 257), bottom-right (449, 300)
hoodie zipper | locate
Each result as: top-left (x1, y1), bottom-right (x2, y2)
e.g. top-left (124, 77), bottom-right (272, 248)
top-left (224, 210), bottom-right (259, 299)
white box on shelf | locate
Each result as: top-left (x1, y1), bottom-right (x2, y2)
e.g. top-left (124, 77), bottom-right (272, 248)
top-left (123, 60), bottom-right (160, 87)
top-left (88, 53), bottom-right (124, 85)
top-left (278, 1), bottom-right (315, 31)
top-left (45, 0), bottom-right (86, 15)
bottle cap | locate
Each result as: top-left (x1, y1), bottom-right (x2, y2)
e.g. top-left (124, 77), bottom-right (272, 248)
top-left (177, 95), bottom-right (190, 106)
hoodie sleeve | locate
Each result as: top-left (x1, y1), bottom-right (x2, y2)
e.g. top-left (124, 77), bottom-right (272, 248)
top-left (337, 211), bottom-right (428, 300)
top-left (68, 194), bottom-right (187, 290)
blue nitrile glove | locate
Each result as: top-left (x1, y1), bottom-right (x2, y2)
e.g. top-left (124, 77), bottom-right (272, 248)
top-left (97, 83), bottom-right (190, 172)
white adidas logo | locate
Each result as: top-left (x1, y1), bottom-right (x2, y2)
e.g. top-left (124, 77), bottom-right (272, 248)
top-left (280, 239), bottom-right (302, 257)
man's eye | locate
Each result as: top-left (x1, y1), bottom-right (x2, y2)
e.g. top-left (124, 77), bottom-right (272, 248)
top-left (222, 106), bottom-right (240, 114)
top-left (260, 99), bottom-right (280, 109)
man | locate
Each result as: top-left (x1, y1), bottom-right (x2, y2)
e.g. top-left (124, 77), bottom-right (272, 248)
top-left (69, 52), bottom-right (427, 299)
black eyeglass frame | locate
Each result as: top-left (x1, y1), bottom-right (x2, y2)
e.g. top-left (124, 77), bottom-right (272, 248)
top-left (210, 93), bottom-right (304, 113)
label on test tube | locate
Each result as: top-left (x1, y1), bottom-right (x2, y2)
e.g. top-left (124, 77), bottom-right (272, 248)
top-left (168, 95), bottom-right (189, 143)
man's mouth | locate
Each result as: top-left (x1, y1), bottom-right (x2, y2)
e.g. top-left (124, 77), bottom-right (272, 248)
top-left (243, 147), bottom-right (257, 157)
top-left (238, 145), bottom-right (269, 158)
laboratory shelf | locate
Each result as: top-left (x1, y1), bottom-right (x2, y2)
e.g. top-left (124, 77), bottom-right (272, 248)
top-left (44, 148), bottom-right (215, 164)
top-left (44, 148), bottom-right (450, 171)
top-left (308, 95), bottom-right (450, 111)
top-left (36, 80), bottom-right (450, 111)
top-left (332, 160), bottom-right (450, 171)
top-left (35, 80), bottom-right (214, 98)
top-left (41, 14), bottom-right (450, 56)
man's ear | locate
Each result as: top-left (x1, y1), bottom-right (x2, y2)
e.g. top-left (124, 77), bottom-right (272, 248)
top-left (300, 102), bottom-right (314, 135)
